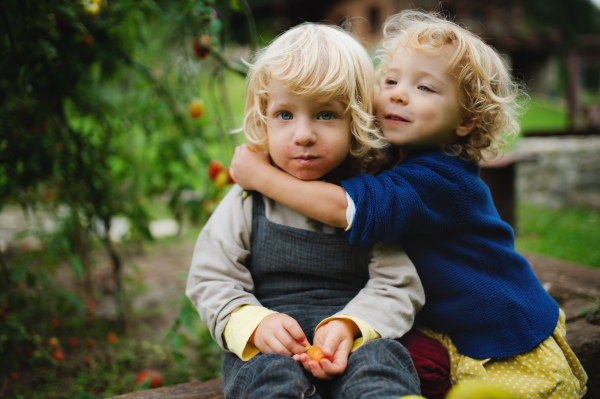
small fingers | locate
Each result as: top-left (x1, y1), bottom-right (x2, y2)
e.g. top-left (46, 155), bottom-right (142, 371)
top-left (321, 335), bottom-right (344, 358)
top-left (256, 335), bottom-right (294, 356)
top-left (307, 360), bottom-right (334, 380)
top-left (295, 353), bottom-right (313, 372)
top-left (320, 357), bottom-right (346, 377)
top-left (253, 314), bottom-right (308, 356)
top-left (282, 318), bottom-right (310, 353)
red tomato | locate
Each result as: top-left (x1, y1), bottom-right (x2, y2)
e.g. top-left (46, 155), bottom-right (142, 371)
top-left (136, 369), bottom-right (164, 388)
top-left (106, 332), bottom-right (118, 343)
top-left (207, 160), bottom-right (223, 180)
top-left (52, 349), bottom-right (65, 362)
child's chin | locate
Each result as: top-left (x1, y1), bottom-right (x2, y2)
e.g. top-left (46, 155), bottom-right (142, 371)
top-left (292, 173), bottom-right (324, 181)
top-left (285, 169), bottom-right (327, 181)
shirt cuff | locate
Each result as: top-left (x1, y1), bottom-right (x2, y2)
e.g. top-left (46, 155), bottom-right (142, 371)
top-left (345, 192), bottom-right (355, 231)
top-left (223, 305), bottom-right (278, 361)
top-left (316, 315), bottom-right (380, 352)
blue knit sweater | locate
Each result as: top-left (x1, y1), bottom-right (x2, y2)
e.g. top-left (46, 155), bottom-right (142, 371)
top-left (341, 149), bottom-right (559, 359)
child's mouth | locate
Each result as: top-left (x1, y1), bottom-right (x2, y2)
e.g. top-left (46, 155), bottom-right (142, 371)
top-left (294, 155), bottom-right (318, 164)
top-left (386, 114), bottom-right (408, 122)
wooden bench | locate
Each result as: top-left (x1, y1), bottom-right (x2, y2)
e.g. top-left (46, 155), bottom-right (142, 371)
top-left (109, 378), bottom-right (224, 399)
top-left (110, 253), bottom-right (600, 399)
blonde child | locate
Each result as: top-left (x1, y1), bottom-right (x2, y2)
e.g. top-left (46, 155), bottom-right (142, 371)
top-left (230, 10), bottom-right (588, 398)
top-left (186, 22), bottom-right (426, 398)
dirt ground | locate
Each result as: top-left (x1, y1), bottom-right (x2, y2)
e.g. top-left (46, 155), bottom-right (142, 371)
top-left (0, 205), bottom-right (195, 336)
top-left (94, 233), bottom-right (202, 338)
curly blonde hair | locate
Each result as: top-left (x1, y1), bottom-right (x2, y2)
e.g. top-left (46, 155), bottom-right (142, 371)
top-left (377, 10), bottom-right (526, 162)
top-left (243, 23), bottom-right (386, 159)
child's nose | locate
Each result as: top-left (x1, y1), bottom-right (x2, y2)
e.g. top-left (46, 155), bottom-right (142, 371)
top-left (293, 120), bottom-right (317, 145)
top-left (390, 84), bottom-right (408, 104)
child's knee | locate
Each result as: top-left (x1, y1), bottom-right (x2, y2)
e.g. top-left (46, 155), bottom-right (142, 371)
top-left (349, 339), bottom-right (417, 375)
top-left (224, 353), bottom-right (313, 398)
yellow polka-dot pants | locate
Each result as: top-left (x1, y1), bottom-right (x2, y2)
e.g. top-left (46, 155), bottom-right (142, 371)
top-left (420, 310), bottom-right (587, 398)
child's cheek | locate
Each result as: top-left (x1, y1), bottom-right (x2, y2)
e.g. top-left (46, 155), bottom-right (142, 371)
top-left (284, 143), bottom-right (300, 156)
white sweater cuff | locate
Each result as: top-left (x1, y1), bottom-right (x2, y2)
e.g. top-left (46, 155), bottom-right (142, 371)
top-left (345, 192), bottom-right (355, 231)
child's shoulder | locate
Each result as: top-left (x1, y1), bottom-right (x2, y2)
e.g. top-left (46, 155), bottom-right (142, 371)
top-left (206, 185), bottom-right (253, 226)
top-left (400, 149), bottom-right (469, 170)
top-left (386, 149), bottom-right (480, 187)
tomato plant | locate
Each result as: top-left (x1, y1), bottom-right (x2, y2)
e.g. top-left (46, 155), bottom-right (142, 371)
top-left (0, 0), bottom-right (258, 396)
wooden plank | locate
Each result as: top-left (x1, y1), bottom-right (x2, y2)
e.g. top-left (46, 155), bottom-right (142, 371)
top-left (107, 378), bottom-right (223, 399)
top-left (525, 252), bottom-right (600, 303)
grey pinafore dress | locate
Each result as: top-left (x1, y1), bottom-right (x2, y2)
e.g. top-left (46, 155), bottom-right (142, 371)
top-left (248, 192), bottom-right (372, 342)
top-left (220, 193), bottom-right (421, 399)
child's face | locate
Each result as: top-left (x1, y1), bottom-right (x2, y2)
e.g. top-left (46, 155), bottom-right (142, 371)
top-left (375, 44), bottom-right (471, 149)
top-left (265, 80), bottom-right (352, 181)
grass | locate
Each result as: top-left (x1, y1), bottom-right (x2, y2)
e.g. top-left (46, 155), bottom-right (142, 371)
top-left (519, 95), bottom-right (570, 133)
top-left (512, 96), bottom-right (599, 269)
top-left (515, 203), bottom-right (600, 269)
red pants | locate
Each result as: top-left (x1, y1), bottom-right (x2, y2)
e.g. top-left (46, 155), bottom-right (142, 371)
top-left (399, 329), bottom-right (452, 399)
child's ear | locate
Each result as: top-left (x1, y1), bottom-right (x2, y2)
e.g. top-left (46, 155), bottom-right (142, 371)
top-left (456, 115), bottom-right (475, 137)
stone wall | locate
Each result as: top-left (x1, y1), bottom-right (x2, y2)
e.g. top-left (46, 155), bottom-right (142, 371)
top-left (514, 136), bottom-right (600, 210)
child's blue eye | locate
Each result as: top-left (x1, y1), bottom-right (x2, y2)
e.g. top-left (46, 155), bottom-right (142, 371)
top-left (278, 112), bottom-right (292, 120)
top-left (318, 112), bottom-right (334, 121)
top-left (418, 85), bottom-right (433, 92)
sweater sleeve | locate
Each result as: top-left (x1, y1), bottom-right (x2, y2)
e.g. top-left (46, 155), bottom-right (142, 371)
top-left (185, 185), bottom-right (264, 351)
top-left (341, 152), bottom-right (468, 246)
top-left (224, 305), bottom-right (278, 360)
top-left (315, 315), bottom-right (380, 351)
top-left (331, 241), bottom-right (424, 339)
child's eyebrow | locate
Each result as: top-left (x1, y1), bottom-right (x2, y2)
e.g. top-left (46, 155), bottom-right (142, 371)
top-left (408, 68), bottom-right (449, 88)
top-left (385, 67), bottom-right (449, 87)
top-left (419, 71), bottom-right (446, 85)
top-left (268, 99), bottom-right (292, 108)
top-left (319, 99), bottom-right (346, 109)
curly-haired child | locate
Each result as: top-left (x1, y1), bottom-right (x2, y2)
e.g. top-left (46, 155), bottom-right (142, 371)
top-left (230, 10), bottom-right (588, 398)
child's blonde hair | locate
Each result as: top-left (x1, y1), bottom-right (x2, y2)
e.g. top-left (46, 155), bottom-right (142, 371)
top-left (243, 23), bottom-right (386, 158)
top-left (377, 10), bottom-right (525, 161)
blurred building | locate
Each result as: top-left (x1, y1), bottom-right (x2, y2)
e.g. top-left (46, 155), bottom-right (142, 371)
top-left (245, 0), bottom-right (600, 132)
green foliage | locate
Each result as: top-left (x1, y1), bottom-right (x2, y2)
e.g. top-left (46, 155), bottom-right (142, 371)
top-left (0, 234), bottom-right (219, 398)
top-left (524, 0), bottom-right (600, 46)
top-left (0, 0), bottom-right (254, 396)
top-left (0, 0), bottom-right (231, 231)
top-left (0, 241), bottom-right (114, 397)
top-left (515, 204), bottom-right (600, 268)
top-left (166, 294), bottom-right (222, 381)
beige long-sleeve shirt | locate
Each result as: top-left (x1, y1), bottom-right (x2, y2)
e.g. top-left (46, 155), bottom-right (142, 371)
top-left (186, 184), bottom-right (424, 359)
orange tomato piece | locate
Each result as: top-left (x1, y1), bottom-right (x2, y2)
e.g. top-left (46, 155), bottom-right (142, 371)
top-left (306, 345), bottom-right (325, 362)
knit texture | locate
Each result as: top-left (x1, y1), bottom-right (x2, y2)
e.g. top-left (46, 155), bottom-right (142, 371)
top-left (341, 149), bottom-right (559, 359)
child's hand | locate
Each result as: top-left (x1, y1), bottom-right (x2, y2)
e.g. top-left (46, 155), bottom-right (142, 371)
top-left (230, 144), bottom-right (271, 191)
top-left (251, 313), bottom-right (309, 356)
top-left (293, 319), bottom-right (356, 379)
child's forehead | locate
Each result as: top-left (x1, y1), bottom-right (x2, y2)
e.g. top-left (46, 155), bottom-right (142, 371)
top-left (386, 42), bottom-right (455, 65)
top-left (265, 78), bottom-right (346, 104)
top-left (394, 39), bottom-right (456, 55)
top-left (383, 41), bottom-right (459, 74)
